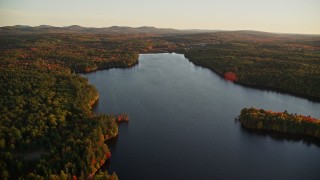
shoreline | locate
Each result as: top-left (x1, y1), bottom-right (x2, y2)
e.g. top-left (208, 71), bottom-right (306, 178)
top-left (82, 52), bottom-right (320, 103)
top-left (181, 54), bottom-right (320, 103)
top-left (87, 92), bottom-right (128, 177)
top-left (77, 60), bottom-right (140, 74)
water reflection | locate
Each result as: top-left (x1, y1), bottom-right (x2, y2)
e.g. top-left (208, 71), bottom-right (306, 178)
top-left (239, 124), bottom-right (320, 148)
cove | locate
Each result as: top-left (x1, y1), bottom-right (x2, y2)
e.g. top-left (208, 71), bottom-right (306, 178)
top-left (83, 53), bottom-right (320, 180)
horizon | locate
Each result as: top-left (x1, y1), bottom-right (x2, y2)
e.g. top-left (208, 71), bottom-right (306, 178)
top-left (2, 24), bottom-right (320, 36)
top-left (1, 0), bottom-right (320, 35)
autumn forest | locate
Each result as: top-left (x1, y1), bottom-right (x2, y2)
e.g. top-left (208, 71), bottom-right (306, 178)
top-left (0, 26), bottom-right (320, 179)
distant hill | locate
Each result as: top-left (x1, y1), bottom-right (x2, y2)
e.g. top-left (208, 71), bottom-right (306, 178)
top-left (1, 25), bottom-right (318, 38)
top-left (0, 25), bottom-right (229, 35)
top-left (0, 25), bottom-right (198, 35)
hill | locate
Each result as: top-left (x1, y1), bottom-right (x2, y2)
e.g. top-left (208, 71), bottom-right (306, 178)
top-left (0, 25), bottom-right (187, 35)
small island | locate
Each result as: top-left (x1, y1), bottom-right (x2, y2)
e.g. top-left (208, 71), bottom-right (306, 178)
top-left (238, 108), bottom-right (320, 139)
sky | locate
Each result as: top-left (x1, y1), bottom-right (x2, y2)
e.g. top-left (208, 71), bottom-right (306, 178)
top-left (0, 0), bottom-right (319, 34)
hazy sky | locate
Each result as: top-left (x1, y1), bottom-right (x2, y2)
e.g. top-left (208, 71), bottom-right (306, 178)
top-left (0, 0), bottom-right (319, 34)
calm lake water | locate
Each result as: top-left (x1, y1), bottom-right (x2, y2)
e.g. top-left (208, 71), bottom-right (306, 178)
top-left (83, 53), bottom-right (320, 180)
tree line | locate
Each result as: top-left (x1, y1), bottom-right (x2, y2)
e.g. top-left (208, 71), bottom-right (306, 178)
top-left (238, 108), bottom-right (320, 139)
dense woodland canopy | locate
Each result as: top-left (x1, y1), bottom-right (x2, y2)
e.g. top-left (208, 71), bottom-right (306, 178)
top-left (1, 26), bottom-right (319, 99)
top-left (0, 65), bottom-right (119, 179)
top-left (174, 32), bottom-right (320, 100)
top-left (0, 26), bottom-right (320, 179)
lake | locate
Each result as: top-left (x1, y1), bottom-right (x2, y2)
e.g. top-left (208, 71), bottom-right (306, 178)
top-left (83, 53), bottom-right (320, 180)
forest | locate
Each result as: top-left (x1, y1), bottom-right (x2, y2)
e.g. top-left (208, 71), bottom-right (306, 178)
top-left (173, 31), bottom-right (320, 100)
top-left (0, 64), bottom-right (121, 179)
top-left (238, 108), bottom-right (320, 139)
top-left (1, 28), bottom-right (320, 100)
top-left (1, 26), bottom-right (320, 179)
top-left (0, 33), bottom-right (136, 179)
